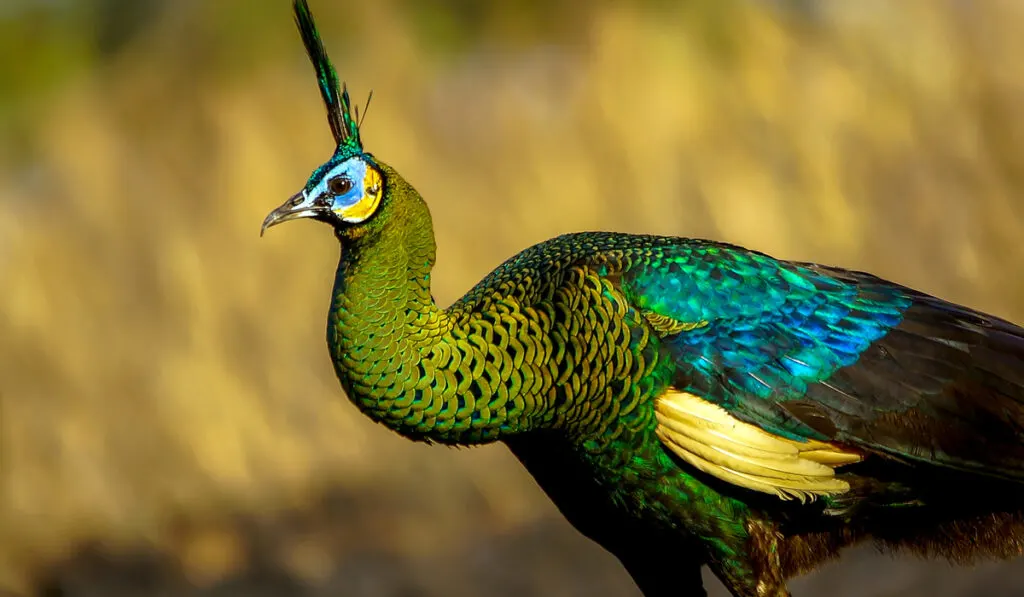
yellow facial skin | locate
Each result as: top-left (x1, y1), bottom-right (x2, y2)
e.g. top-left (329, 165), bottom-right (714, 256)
top-left (336, 165), bottom-right (383, 223)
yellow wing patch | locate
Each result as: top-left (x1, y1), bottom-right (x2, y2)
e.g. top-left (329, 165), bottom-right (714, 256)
top-left (654, 390), bottom-right (862, 502)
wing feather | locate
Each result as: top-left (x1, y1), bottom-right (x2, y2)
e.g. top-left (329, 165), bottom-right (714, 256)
top-left (614, 243), bottom-right (1024, 484)
top-left (654, 391), bottom-right (860, 502)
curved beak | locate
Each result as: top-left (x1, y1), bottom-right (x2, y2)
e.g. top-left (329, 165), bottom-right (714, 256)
top-left (260, 191), bottom-right (323, 236)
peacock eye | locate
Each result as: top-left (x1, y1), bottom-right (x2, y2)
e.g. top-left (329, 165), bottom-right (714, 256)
top-left (328, 176), bottom-right (352, 195)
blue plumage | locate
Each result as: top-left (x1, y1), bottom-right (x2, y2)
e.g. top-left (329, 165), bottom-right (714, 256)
top-left (620, 244), bottom-right (912, 440)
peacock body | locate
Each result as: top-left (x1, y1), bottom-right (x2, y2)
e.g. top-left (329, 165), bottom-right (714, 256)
top-left (262, 2), bottom-right (1024, 595)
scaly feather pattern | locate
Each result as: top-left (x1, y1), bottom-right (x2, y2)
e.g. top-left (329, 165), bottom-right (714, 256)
top-left (265, 3), bottom-right (1024, 596)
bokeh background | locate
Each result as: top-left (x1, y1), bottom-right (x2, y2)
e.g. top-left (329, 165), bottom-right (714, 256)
top-left (3, 0), bottom-right (1024, 595)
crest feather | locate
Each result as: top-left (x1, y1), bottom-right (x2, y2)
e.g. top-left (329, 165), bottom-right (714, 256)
top-left (293, 0), bottom-right (362, 156)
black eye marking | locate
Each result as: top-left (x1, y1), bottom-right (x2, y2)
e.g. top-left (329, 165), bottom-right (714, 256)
top-left (328, 176), bottom-right (352, 195)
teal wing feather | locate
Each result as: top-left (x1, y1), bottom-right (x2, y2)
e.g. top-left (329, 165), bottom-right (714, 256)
top-left (612, 239), bottom-right (1024, 482)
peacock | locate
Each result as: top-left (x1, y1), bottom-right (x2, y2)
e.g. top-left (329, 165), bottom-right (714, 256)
top-left (262, 2), bottom-right (1024, 595)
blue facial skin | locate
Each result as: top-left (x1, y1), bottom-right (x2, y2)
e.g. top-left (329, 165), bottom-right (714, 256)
top-left (305, 156), bottom-right (370, 214)
top-left (261, 153), bottom-right (382, 236)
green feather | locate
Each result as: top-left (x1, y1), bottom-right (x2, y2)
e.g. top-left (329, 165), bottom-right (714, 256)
top-left (292, 0), bottom-right (362, 157)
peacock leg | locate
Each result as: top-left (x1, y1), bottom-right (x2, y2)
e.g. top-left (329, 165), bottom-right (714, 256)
top-left (704, 522), bottom-right (791, 597)
top-left (504, 433), bottom-right (709, 596)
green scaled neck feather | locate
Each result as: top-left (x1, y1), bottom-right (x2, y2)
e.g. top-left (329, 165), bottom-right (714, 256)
top-left (325, 166), bottom-right (662, 446)
top-left (263, 2), bottom-right (1024, 597)
top-left (323, 167), bottom-right (551, 444)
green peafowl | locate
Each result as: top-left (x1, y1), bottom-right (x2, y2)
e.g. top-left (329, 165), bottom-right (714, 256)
top-left (262, 2), bottom-right (1024, 595)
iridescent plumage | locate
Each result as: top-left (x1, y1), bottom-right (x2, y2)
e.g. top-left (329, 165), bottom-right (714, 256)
top-left (263, 3), bottom-right (1024, 596)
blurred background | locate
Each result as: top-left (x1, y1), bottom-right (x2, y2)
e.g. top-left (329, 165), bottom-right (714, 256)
top-left (3, 0), bottom-right (1024, 595)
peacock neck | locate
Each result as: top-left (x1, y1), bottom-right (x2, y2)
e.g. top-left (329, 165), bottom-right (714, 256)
top-left (326, 175), bottom-right (542, 445)
top-left (326, 191), bottom-right (443, 426)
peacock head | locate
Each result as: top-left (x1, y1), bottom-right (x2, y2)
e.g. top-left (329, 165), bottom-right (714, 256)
top-left (261, 0), bottom-right (386, 238)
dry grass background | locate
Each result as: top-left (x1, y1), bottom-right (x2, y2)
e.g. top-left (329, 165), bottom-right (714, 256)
top-left (2, 1), bottom-right (1024, 595)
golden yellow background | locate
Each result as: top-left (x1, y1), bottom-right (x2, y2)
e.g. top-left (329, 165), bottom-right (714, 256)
top-left (2, 1), bottom-right (1023, 595)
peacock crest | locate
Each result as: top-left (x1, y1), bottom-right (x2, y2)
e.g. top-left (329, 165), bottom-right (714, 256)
top-left (293, 0), bottom-right (368, 160)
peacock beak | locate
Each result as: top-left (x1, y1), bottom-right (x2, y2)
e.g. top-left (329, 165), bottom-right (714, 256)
top-left (261, 191), bottom-right (324, 236)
